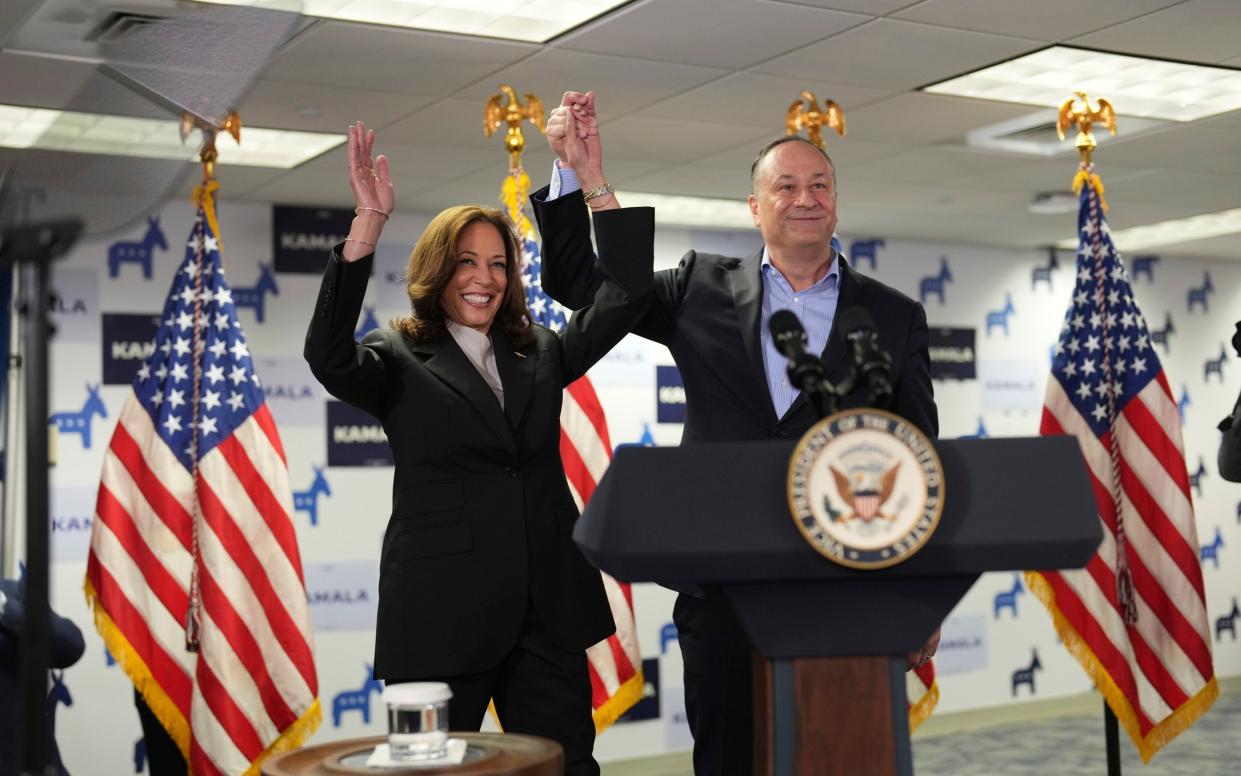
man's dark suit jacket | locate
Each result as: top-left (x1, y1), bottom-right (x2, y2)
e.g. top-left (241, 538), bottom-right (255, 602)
top-left (531, 188), bottom-right (937, 443)
top-left (304, 208), bottom-right (654, 680)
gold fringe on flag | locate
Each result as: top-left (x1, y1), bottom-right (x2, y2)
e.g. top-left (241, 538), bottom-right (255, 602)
top-left (84, 576), bottom-right (192, 760)
top-left (908, 676), bottom-right (940, 733)
top-left (1024, 571), bottom-right (1219, 763)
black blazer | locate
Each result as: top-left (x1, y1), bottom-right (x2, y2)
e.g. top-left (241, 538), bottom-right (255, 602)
top-left (304, 208), bottom-right (654, 679)
top-left (531, 187), bottom-right (937, 443)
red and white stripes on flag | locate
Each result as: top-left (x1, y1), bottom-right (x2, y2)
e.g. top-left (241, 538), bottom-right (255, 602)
top-left (1028, 170), bottom-right (1216, 763)
top-left (560, 377), bottom-right (645, 729)
top-left (85, 189), bottom-right (320, 775)
top-left (907, 657), bottom-right (938, 731)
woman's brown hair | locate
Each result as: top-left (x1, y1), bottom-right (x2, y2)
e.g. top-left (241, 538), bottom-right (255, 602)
top-left (391, 205), bottom-right (534, 346)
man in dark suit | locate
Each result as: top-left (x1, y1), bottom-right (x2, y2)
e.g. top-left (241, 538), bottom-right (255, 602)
top-left (0, 576), bottom-right (85, 776)
top-left (530, 92), bottom-right (940, 775)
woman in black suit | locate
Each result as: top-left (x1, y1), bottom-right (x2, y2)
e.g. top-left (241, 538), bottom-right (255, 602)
top-left (305, 122), bottom-right (652, 774)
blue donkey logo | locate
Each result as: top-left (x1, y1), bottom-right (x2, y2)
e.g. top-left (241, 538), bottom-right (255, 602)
top-left (50, 384), bottom-right (107, 449)
top-left (994, 574), bottom-right (1024, 619)
top-left (848, 239), bottom-right (885, 271)
top-left (332, 664), bottom-right (383, 727)
top-left (293, 466), bottom-right (332, 527)
top-left (1031, 251), bottom-right (1059, 290)
top-left (918, 257), bottom-right (952, 305)
top-left (108, 217), bottom-right (167, 280)
top-left (985, 294), bottom-right (1016, 337)
top-left (233, 263), bottom-right (280, 323)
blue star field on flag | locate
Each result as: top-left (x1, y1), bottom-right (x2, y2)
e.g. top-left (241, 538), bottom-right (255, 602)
top-left (133, 209), bottom-right (265, 471)
top-left (1050, 185), bottom-right (1162, 438)
top-left (520, 234), bottom-right (570, 333)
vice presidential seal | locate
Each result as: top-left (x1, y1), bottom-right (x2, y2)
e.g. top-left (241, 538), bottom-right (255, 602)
top-left (788, 408), bottom-right (944, 569)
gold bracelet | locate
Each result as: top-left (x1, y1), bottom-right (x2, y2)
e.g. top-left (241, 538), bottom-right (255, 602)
top-left (355, 207), bottom-right (390, 220)
top-left (587, 191), bottom-right (616, 210)
top-left (582, 182), bottom-right (614, 202)
top-left (345, 236), bottom-right (375, 248)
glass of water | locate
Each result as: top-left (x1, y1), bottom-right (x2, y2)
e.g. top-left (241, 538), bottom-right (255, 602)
top-left (383, 682), bottom-right (452, 761)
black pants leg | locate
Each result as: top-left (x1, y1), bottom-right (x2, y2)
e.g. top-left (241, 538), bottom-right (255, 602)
top-left (134, 689), bottom-right (187, 776)
top-left (417, 605), bottom-right (598, 775)
top-left (492, 605), bottom-right (599, 776)
top-left (674, 593), bottom-right (755, 776)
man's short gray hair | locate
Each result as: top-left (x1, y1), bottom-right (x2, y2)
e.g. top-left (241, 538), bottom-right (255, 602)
top-left (749, 135), bottom-right (837, 192)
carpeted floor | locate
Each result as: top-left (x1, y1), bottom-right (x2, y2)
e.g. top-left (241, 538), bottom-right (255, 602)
top-left (911, 691), bottom-right (1240, 775)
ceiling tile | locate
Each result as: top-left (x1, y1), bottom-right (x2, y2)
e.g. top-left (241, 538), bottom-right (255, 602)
top-left (619, 162), bottom-right (754, 200)
top-left (238, 79), bottom-right (432, 135)
top-left (560, 0), bottom-right (869, 69)
top-left (454, 49), bottom-right (729, 119)
top-left (1069, 0), bottom-right (1241, 64)
top-left (842, 92), bottom-right (1037, 145)
top-left (893, 0), bottom-right (1183, 42)
top-left (1097, 124), bottom-right (1241, 176)
top-left (638, 72), bottom-right (895, 130)
top-left (602, 116), bottom-right (769, 163)
top-left (767, 0), bottom-right (922, 13)
top-left (243, 165), bottom-right (356, 210)
top-left (303, 140), bottom-right (496, 185)
top-left (847, 146), bottom-right (1035, 186)
top-left (177, 165), bottom-right (289, 202)
top-left (0, 51), bottom-right (96, 110)
top-left (262, 21), bottom-right (537, 96)
top-left (753, 18), bottom-right (1039, 90)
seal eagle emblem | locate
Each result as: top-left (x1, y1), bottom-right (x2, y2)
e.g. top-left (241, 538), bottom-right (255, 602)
top-left (788, 408), bottom-right (944, 569)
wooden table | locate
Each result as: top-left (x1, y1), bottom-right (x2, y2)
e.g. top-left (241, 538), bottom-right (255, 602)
top-left (261, 733), bottom-right (563, 775)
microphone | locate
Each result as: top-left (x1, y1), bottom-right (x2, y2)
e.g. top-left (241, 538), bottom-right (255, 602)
top-left (769, 310), bottom-right (833, 417)
top-left (837, 307), bottom-right (894, 408)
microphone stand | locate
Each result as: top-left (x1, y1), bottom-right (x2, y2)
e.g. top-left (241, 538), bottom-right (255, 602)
top-left (0, 219), bottom-right (81, 776)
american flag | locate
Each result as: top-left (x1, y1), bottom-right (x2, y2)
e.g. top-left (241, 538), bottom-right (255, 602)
top-left (516, 196), bottom-right (644, 729)
top-left (85, 187), bottom-right (320, 774)
top-left (1027, 168), bottom-right (1217, 762)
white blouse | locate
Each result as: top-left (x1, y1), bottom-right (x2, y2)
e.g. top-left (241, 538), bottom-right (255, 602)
top-left (446, 320), bottom-right (504, 409)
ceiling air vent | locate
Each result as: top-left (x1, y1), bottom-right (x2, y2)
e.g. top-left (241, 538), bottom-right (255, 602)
top-left (963, 110), bottom-right (1166, 157)
top-left (84, 11), bottom-right (166, 42)
top-left (994, 121), bottom-right (1061, 143)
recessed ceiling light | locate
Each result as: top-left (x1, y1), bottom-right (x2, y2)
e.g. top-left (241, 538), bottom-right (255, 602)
top-left (191, 0), bottom-right (631, 44)
top-left (1056, 207), bottom-right (1241, 251)
top-left (924, 46), bottom-right (1241, 122)
top-left (613, 191), bottom-right (753, 230)
top-left (0, 104), bottom-right (344, 168)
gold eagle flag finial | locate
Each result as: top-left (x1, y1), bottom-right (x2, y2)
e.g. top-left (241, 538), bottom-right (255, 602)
top-left (1058, 91), bottom-right (1117, 210)
top-left (786, 91), bottom-right (846, 150)
top-left (180, 110), bottom-right (241, 185)
top-left (1056, 91), bottom-right (1117, 166)
top-left (484, 84), bottom-right (545, 171)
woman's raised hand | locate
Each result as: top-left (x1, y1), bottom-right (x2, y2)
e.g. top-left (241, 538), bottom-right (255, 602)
top-left (342, 121), bottom-right (393, 261)
top-left (348, 120), bottom-right (395, 216)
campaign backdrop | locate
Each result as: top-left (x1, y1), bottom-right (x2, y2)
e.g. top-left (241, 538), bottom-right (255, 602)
top-left (31, 194), bottom-right (1241, 774)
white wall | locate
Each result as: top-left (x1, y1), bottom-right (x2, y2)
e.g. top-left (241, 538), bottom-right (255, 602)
top-left (33, 191), bottom-right (1241, 773)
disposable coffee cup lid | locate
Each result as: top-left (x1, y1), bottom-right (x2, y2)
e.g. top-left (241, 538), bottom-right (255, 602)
top-left (383, 682), bottom-right (453, 706)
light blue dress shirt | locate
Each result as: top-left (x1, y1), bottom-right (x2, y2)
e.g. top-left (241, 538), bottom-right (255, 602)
top-left (547, 162), bottom-right (842, 420)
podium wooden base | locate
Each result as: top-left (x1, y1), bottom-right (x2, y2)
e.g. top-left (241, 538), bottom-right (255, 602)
top-left (261, 732), bottom-right (562, 775)
top-left (754, 655), bottom-right (912, 776)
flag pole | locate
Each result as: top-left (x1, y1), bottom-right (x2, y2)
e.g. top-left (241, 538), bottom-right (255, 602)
top-left (1105, 701), bottom-right (1122, 775)
top-left (1059, 92), bottom-right (1131, 775)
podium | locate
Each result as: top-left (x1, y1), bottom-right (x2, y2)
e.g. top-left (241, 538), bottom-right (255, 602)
top-left (575, 436), bottom-right (1101, 776)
